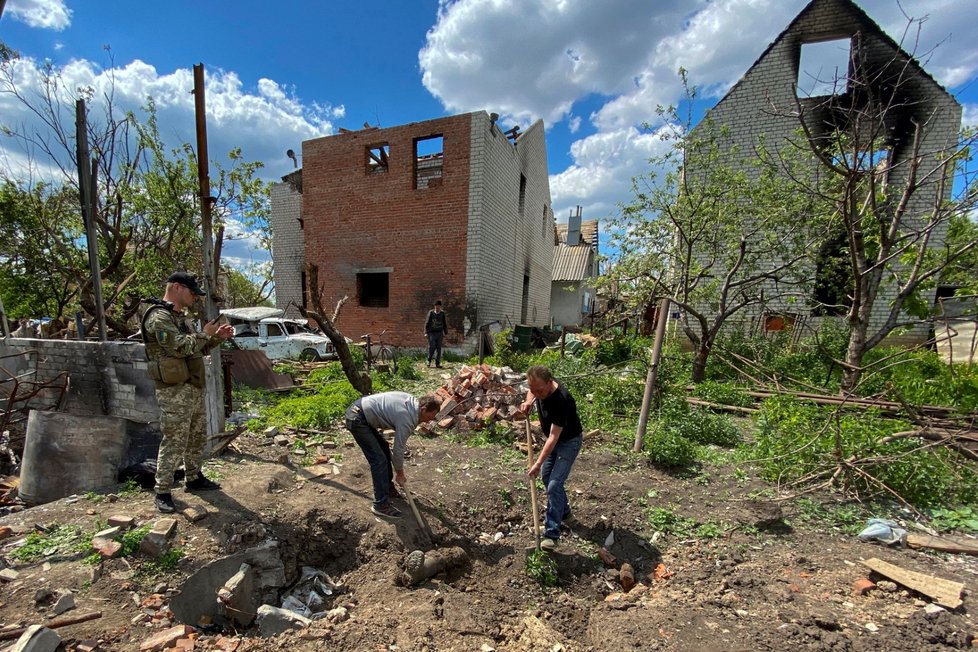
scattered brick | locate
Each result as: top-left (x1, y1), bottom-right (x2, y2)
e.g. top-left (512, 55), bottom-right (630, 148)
top-left (139, 625), bottom-right (195, 652)
top-left (852, 577), bottom-right (877, 596)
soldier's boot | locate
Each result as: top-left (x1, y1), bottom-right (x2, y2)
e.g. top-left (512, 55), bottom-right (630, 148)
top-left (155, 493), bottom-right (176, 513)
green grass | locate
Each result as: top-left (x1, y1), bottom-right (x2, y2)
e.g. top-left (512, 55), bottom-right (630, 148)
top-left (9, 525), bottom-right (90, 562)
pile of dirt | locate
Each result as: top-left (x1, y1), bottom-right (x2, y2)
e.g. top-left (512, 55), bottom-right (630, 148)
top-left (1, 364), bottom-right (976, 651)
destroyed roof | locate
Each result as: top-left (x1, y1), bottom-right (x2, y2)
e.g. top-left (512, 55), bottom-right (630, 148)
top-left (220, 307), bottom-right (284, 322)
top-left (555, 220), bottom-right (599, 248)
top-left (709, 0), bottom-right (958, 119)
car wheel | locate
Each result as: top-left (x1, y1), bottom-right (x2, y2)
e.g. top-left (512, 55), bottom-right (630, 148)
top-left (300, 348), bottom-right (321, 362)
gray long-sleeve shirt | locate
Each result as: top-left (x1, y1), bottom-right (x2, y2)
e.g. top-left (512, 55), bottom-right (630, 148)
top-left (360, 391), bottom-right (420, 472)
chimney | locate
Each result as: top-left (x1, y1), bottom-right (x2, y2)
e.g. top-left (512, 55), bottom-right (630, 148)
top-left (567, 206), bottom-right (582, 246)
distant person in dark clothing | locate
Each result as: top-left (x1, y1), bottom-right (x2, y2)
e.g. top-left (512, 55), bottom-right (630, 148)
top-left (518, 365), bottom-right (583, 550)
top-left (424, 300), bottom-right (449, 368)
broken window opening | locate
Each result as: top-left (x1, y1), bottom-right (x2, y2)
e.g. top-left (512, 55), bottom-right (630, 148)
top-left (811, 227), bottom-right (852, 317)
top-left (762, 313), bottom-right (797, 333)
top-left (834, 146), bottom-right (891, 182)
top-left (265, 323), bottom-right (284, 338)
top-left (519, 174), bottom-right (527, 218)
top-left (797, 38), bottom-right (852, 98)
top-left (415, 135), bottom-right (444, 189)
top-left (542, 205), bottom-right (549, 238)
top-left (300, 271), bottom-right (308, 311)
top-left (367, 143), bottom-right (390, 174)
top-left (357, 272), bottom-right (390, 308)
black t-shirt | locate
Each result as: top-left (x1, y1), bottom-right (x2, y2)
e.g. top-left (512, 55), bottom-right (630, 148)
top-left (425, 310), bottom-right (447, 334)
top-left (537, 381), bottom-right (583, 442)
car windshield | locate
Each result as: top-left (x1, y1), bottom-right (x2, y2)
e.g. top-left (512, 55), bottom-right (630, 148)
top-left (284, 321), bottom-right (309, 335)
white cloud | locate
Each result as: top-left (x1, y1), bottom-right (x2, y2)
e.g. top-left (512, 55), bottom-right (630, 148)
top-left (963, 104), bottom-right (978, 129)
top-left (421, 0), bottom-right (978, 243)
top-left (4, 0), bottom-right (72, 30)
top-left (0, 54), bottom-right (342, 181)
top-left (420, 0), bottom-right (702, 126)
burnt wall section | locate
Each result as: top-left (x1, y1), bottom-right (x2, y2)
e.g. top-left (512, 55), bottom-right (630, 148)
top-left (1, 338), bottom-right (162, 467)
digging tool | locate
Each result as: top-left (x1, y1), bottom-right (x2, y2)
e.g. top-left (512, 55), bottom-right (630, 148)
top-left (402, 482), bottom-right (435, 546)
top-left (525, 418), bottom-right (542, 552)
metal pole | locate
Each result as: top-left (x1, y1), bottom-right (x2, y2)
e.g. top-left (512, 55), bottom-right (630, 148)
top-left (193, 63), bottom-right (224, 440)
top-left (76, 100), bottom-right (107, 341)
top-left (0, 293), bottom-right (9, 339)
top-left (193, 64), bottom-right (217, 320)
top-left (633, 297), bottom-right (670, 453)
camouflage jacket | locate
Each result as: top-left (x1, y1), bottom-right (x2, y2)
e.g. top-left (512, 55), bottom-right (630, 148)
top-left (142, 304), bottom-right (219, 363)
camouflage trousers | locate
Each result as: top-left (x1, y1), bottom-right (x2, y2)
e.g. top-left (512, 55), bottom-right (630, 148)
top-left (154, 382), bottom-right (206, 494)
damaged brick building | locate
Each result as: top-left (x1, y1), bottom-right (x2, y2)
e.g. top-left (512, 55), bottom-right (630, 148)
top-left (271, 111), bottom-right (555, 349)
top-left (690, 0), bottom-right (961, 342)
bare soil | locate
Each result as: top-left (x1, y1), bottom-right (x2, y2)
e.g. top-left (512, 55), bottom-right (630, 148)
top-left (2, 363), bottom-right (976, 651)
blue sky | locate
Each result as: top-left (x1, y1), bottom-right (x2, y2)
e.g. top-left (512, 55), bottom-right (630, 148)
top-left (2, 0), bottom-right (977, 270)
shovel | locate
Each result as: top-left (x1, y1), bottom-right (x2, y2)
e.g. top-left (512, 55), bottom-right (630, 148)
top-left (402, 482), bottom-right (435, 547)
top-left (525, 418), bottom-right (542, 552)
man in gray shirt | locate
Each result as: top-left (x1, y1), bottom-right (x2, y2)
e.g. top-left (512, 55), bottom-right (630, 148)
top-left (345, 392), bottom-right (441, 518)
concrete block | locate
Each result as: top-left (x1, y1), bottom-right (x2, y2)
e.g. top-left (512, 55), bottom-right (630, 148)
top-left (9, 625), bottom-right (61, 652)
top-left (256, 604), bottom-right (311, 637)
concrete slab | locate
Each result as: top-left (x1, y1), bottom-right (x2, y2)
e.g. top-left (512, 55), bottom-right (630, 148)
top-left (935, 319), bottom-right (977, 366)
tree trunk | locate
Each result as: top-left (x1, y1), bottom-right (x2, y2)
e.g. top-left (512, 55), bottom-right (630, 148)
top-left (842, 319), bottom-right (867, 392)
top-left (691, 342), bottom-right (710, 383)
top-left (300, 264), bottom-right (372, 396)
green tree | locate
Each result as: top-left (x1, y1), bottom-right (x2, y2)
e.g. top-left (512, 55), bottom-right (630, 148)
top-left (0, 181), bottom-right (84, 320)
top-left (609, 88), bottom-right (826, 382)
top-left (1, 51), bottom-right (270, 334)
top-left (776, 53), bottom-right (978, 391)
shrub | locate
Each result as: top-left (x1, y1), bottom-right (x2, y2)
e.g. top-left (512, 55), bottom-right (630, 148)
top-left (264, 382), bottom-right (361, 429)
top-left (750, 395), bottom-right (978, 508)
top-left (646, 426), bottom-right (696, 468)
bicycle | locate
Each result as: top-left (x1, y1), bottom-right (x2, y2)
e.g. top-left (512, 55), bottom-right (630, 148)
top-left (360, 330), bottom-right (398, 374)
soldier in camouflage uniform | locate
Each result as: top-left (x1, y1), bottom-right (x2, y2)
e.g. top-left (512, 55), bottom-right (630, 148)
top-left (142, 272), bottom-right (233, 513)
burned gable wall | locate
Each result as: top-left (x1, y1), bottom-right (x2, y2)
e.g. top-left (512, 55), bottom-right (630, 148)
top-left (693, 0), bottom-right (961, 342)
top-left (1, 338), bottom-right (163, 468)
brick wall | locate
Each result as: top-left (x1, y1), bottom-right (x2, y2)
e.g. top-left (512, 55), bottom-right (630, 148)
top-left (270, 179), bottom-right (305, 317)
top-left (298, 111), bottom-right (554, 350)
top-left (466, 114), bottom-right (553, 332)
top-left (1, 338), bottom-right (163, 467)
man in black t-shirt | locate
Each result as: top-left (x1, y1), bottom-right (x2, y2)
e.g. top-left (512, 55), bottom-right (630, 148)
top-left (423, 300), bottom-right (449, 367)
top-left (518, 365), bottom-right (583, 550)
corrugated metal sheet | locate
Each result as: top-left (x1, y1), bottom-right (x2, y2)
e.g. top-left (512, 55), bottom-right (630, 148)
top-left (552, 244), bottom-right (594, 281)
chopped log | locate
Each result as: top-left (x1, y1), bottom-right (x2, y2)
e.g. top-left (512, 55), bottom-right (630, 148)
top-left (861, 557), bottom-right (964, 608)
top-left (907, 533), bottom-right (978, 556)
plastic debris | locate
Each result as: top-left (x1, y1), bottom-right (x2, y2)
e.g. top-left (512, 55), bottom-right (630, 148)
top-left (857, 518), bottom-right (907, 547)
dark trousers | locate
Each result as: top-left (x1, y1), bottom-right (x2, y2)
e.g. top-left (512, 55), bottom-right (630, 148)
top-left (345, 402), bottom-right (394, 507)
top-left (427, 331), bottom-right (444, 365)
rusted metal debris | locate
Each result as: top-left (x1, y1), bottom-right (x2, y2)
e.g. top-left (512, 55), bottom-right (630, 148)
top-left (225, 350), bottom-right (294, 390)
top-left (0, 350), bottom-right (69, 448)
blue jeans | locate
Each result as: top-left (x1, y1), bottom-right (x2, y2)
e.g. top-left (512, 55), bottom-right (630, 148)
top-left (345, 403), bottom-right (393, 507)
top-left (541, 435), bottom-right (582, 540)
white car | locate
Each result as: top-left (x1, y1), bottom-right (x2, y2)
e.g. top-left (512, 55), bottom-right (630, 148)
top-left (221, 307), bottom-right (337, 361)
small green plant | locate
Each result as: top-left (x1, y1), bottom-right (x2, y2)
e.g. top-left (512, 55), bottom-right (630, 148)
top-left (118, 478), bottom-right (142, 497)
top-left (10, 525), bottom-right (89, 562)
top-left (84, 491), bottom-right (105, 503)
top-left (694, 521), bottom-right (725, 538)
top-left (525, 549), bottom-right (558, 587)
top-left (929, 506), bottom-right (978, 533)
top-left (135, 548), bottom-right (185, 579)
top-left (498, 488), bottom-right (514, 509)
top-left (121, 525), bottom-right (151, 557)
top-left (646, 507), bottom-right (697, 538)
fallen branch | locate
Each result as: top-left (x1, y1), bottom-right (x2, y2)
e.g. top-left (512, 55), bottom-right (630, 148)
top-left (0, 611), bottom-right (103, 641)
